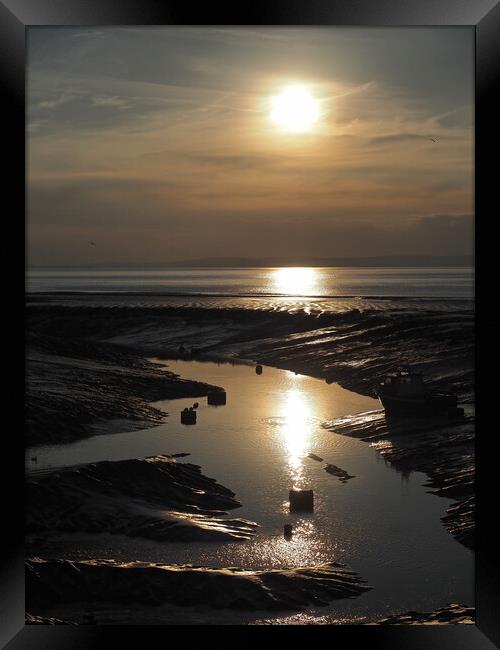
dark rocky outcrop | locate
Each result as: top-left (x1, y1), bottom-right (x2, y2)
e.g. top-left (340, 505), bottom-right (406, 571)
top-left (27, 455), bottom-right (257, 543)
top-left (26, 558), bottom-right (371, 614)
top-left (324, 464), bottom-right (355, 482)
top-left (377, 603), bottom-right (474, 625)
top-left (27, 302), bottom-right (474, 404)
top-left (27, 332), bottom-right (220, 446)
top-left (26, 613), bottom-right (77, 625)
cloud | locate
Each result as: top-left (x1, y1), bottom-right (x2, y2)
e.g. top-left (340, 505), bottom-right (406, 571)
top-left (26, 27), bottom-right (474, 266)
top-left (38, 99), bottom-right (61, 109)
top-left (368, 133), bottom-right (436, 145)
top-left (28, 93), bottom-right (174, 136)
top-left (92, 96), bottom-right (130, 110)
top-left (434, 106), bottom-right (473, 129)
top-left (36, 94), bottom-right (75, 110)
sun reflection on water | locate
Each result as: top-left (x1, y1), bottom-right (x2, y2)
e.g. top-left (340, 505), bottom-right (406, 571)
top-left (216, 517), bottom-right (331, 570)
top-left (278, 389), bottom-right (316, 488)
top-left (272, 267), bottom-right (318, 296)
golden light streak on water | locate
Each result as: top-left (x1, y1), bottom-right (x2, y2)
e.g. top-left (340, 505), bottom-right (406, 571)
top-left (278, 388), bottom-right (315, 488)
top-left (271, 267), bottom-right (318, 295)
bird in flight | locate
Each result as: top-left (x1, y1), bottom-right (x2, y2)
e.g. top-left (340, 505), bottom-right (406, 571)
top-left (429, 137), bottom-right (439, 143)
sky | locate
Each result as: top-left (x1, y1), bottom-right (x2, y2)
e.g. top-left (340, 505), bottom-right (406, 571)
top-left (27, 27), bottom-right (474, 266)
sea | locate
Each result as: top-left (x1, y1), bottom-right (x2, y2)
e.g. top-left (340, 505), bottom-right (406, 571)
top-left (27, 266), bottom-right (474, 313)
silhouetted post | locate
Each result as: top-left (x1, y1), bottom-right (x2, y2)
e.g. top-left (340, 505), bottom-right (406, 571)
top-left (289, 489), bottom-right (314, 513)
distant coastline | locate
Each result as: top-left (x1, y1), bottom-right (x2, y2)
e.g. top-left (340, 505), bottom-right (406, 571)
top-left (30, 255), bottom-right (474, 269)
top-left (26, 266), bottom-right (474, 302)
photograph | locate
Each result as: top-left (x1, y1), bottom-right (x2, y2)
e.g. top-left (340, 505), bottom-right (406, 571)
top-left (24, 24), bottom-right (476, 627)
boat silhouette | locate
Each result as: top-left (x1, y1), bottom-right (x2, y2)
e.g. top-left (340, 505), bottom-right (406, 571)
top-left (377, 367), bottom-right (459, 417)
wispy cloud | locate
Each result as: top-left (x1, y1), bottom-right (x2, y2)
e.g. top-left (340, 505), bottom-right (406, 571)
top-left (92, 96), bottom-right (130, 110)
top-left (369, 133), bottom-right (437, 145)
top-left (27, 26), bottom-right (474, 265)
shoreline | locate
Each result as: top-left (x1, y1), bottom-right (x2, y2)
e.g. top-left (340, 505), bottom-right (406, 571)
top-left (323, 411), bottom-right (474, 549)
top-left (26, 558), bottom-right (371, 622)
top-left (26, 339), bottom-right (221, 447)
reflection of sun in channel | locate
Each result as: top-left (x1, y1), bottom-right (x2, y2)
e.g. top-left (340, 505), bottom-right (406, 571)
top-left (273, 267), bottom-right (317, 295)
top-left (270, 85), bottom-right (320, 133)
top-left (280, 390), bottom-right (312, 483)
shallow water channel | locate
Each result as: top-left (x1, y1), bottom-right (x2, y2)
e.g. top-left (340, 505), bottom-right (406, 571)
top-left (27, 359), bottom-right (474, 623)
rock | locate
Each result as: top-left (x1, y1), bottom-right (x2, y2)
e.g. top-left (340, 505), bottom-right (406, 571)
top-left (377, 603), bottom-right (474, 625)
top-left (26, 558), bottom-right (372, 613)
top-left (324, 464), bottom-right (355, 482)
top-left (27, 456), bottom-right (257, 543)
top-left (207, 389), bottom-right (227, 405)
top-left (181, 407), bottom-right (197, 424)
top-left (289, 489), bottom-right (314, 513)
top-left (26, 612), bottom-right (77, 625)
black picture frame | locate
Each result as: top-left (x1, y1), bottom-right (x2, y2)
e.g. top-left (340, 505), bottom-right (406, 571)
top-left (2, 0), bottom-right (499, 647)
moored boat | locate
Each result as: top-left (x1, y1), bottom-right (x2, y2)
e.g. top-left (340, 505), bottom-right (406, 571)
top-left (377, 368), bottom-right (459, 416)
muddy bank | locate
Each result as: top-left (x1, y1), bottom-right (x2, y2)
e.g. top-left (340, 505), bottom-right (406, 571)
top-left (26, 613), bottom-right (76, 625)
top-left (27, 301), bottom-right (474, 401)
top-left (27, 455), bottom-right (257, 543)
top-left (27, 333), bottom-right (220, 446)
top-left (324, 410), bottom-right (474, 549)
top-left (377, 603), bottom-right (474, 625)
top-left (26, 558), bottom-right (371, 618)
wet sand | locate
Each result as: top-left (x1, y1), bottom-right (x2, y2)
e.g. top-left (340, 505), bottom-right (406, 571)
top-left (26, 558), bottom-right (370, 621)
top-left (28, 300), bottom-right (474, 402)
top-left (377, 603), bottom-right (474, 625)
top-left (26, 337), bottom-right (220, 446)
top-left (27, 455), bottom-right (257, 543)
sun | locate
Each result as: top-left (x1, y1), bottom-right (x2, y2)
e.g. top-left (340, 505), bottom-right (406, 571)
top-left (270, 85), bottom-right (320, 133)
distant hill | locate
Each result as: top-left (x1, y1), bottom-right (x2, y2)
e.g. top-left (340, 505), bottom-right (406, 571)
top-left (164, 255), bottom-right (474, 268)
top-left (33, 255), bottom-right (474, 269)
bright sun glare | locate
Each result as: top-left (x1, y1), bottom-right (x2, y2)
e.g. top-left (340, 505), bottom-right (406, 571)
top-left (273, 267), bottom-right (317, 295)
top-left (270, 85), bottom-right (320, 133)
top-left (281, 389), bottom-right (311, 474)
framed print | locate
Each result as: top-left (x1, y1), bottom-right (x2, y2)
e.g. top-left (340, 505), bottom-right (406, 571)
top-left (2, 0), bottom-right (499, 647)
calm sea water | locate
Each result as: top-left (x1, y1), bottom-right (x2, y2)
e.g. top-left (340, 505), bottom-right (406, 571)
top-left (27, 360), bottom-right (473, 623)
top-left (28, 267), bottom-right (473, 298)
